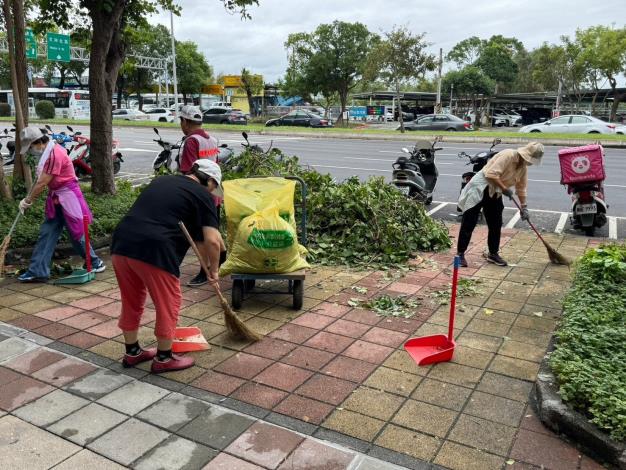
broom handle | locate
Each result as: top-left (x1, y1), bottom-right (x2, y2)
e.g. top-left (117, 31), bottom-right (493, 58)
top-left (510, 197), bottom-right (548, 246)
top-left (448, 256), bottom-right (460, 342)
top-left (178, 221), bottom-right (228, 304)
top-left (6, 186), bottom-right (36, 238)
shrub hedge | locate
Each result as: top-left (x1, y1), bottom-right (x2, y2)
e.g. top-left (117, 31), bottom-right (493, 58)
top-left (35, 100), bottom-right (55, 119)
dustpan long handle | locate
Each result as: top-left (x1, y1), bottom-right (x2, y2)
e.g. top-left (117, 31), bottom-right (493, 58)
top-left (448, 256), bottom-right (460, 342)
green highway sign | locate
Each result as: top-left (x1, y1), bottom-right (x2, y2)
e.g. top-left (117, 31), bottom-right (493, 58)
top-left (25, 29), bottom-right (37, 59)
top-left (47, 32), bottom-right (70, 62)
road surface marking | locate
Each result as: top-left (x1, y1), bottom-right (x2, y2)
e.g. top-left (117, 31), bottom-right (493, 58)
top-left (554, 212), bottom-right (569, 234)
top-left (344, 156), bottom-right (452, 165)
top-left (608, 216), bottom-right (618, 239)
top-left (505, 212), bottom-right (521, 229)
top-left (427, 202), bottom-right (448, 216)
top-left (118, 147), bottom-right (155, 152)
top-left (313, 164), bottom-right (391, 173)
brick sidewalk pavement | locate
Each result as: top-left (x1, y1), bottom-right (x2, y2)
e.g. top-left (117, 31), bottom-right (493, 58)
top-left (0, 224), bottom-right (609, 469)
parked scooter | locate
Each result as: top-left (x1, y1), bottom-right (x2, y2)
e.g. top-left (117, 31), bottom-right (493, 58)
top-left (152, 127), bottom-right (234, 173)
top-left (391, 136), bottom-right (442, 204)
top-left (558, 144), bottom-right (608, 236)
top-left (68, 130), bottom-right (124, 177)
top-left (455, 138), bottom-right (502, 212)
top-left (44, 124), bottom-right (79, 153)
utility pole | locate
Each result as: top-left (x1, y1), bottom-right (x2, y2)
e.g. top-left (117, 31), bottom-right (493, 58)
top-left (555, 79), bottom-right (563, 117)
top-left (435, 48), bottom-right (443, 114)
top-left (170, 10), bottom-right (179, 114)
top-left (450, 83), bottom-right (454, 114)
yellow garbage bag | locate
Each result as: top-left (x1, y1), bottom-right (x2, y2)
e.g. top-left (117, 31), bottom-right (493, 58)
top-left (220, 205), bottom-right (309, 276)
top-left (223, 177), bottom-right (297, 246)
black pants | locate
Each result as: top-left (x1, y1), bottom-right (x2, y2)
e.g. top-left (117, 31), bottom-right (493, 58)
top-left (457, 188), bottom-right (504, 255)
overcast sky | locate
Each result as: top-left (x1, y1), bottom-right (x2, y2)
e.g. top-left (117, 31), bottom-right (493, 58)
top-left (150, 0), bottom-right (626, 83)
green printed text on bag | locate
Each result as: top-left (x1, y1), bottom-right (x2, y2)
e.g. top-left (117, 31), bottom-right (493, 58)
top-left (247, 228), bottom-right (295, 249)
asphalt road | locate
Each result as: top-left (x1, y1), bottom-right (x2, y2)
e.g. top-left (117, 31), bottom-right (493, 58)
top-left (13, 124), bottom-right (626, 239)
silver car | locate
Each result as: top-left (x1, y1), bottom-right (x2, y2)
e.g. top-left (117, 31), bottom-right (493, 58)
top-left (519, 115), bottom-right (616, 134)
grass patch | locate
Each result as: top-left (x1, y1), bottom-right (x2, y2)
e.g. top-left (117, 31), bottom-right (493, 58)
top-left (550, 244), bottom-right (626, 441)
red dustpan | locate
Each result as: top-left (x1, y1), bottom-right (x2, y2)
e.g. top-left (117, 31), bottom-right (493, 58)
top-left (404, 255), bottom-right (460, 366)
top-left (172, 327), bottom-right (210, 353)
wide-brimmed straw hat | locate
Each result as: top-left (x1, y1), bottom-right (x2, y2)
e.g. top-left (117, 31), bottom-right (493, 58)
top-left (517, 142), bottom-right (544, 165)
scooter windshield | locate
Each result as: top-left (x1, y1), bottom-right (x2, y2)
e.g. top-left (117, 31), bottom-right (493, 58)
top-left (414, 141), bottom-right (432, 150)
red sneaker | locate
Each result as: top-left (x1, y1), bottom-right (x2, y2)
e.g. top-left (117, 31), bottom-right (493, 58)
top-left (122, 348), bottom-right (157, 368)
top-left (151, 354), bottom-right (195, 374)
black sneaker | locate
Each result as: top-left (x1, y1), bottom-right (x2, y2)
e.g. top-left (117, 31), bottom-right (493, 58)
top-left (485, 252), bottom-right (508, 266)
top-left (457, 254), bottom-right (468, 268)
top-left (187, 270), bottom-right (208, 287)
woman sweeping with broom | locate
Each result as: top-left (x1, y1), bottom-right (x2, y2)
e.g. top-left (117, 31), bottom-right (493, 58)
top-left (14, 126), bottom-right (105, 282)
top-left (457, 142), bottom-right (544, 268)
top-left (110, 160), bottom-right (256, 373)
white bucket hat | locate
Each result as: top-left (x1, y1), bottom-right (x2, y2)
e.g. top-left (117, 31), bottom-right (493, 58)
top-left (19, 125), bottom-right (45, 155)
top-left (518, 142), bottom-right (544, 166)
top-left (195, 159), bottom-right (224, 197)
top-left (179, 105), bottom-right (203, 123)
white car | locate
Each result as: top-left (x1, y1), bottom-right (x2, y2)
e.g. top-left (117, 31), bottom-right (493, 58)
top-left (143, 107), bottom-right (175, 123)
top-left (112, 108), bottom-right (149, 121)
top-left (519, 115), bottom-right (616, 134)
top-left (492, 108), bottom-right (523, 127)
top-left (616, 124), bottom-right (626, 135)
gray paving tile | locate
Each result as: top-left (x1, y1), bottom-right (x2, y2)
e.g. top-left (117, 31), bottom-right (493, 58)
top-left (87, 418), bottom-right (170, 466)
top-left (0, 333), bottom-right (9, 342)
top-left (0, 323), bottom-right (24, 337)
top-left (0, 415), bottom-right (81, 468)
top-left (48, 402), bottom-right (127, 446)
top-left (0, 337), bottom-right (38, 362)
top-left (63, 369), bottom-right (132, 400)
top-left (97, 380), bottom-right (169, 415)
top-left (132, 435), bottom-right (217, 470)
top-left (353, 456), bottom-right (408, 470)
top-left (178, 406), bottom-right (254, 450)
top-left (18, 331), bottom-right (54, 346)
top-left (136, 392), bottom-right (211, 432)
top-left (51, 449), bottom-right (126, 470)
top-left (13, 389), bottom-right (89, 427)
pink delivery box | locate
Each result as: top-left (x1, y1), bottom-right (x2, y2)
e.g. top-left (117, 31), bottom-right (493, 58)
top-left (558, 144), bottom-right (605, 185)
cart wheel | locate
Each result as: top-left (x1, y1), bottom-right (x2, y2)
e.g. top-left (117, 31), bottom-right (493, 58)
top-left (244, 279), bottom-right (255, 292)
top-left (232, 280), bottom-right (244, 310)
top-left (292, 280), bottom-right (303, 310)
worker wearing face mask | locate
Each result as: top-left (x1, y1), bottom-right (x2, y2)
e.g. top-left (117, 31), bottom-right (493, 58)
top-left (16, 126), bottom-right (105, 282)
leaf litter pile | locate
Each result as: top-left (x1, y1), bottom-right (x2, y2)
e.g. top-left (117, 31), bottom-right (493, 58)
top-left (223, 148), bottom-right (451, 269)
top-left (430, 278), bottom-right (482, 304)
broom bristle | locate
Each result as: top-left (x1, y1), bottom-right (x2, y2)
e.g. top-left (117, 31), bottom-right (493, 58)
top-left (547, 246), bottom-right (571, 266)
top-left (0, 234), bottom-right (11, 278)
top-left (219, 295), bottom-right (261, 341)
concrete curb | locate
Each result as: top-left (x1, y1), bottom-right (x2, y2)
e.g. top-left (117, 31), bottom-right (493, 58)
top-left (533, 342), bottom-right (626, 469)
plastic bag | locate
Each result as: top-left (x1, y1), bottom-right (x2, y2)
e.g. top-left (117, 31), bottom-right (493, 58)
top-left (220, 205), bottom-right (309, 276)
top-left (223, 178), bottom-right (297, 246)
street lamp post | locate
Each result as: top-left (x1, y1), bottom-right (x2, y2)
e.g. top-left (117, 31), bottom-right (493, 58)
top-left (170, 10), bottom-right (179, 115)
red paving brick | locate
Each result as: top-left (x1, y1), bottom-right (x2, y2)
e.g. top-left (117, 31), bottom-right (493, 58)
top-left (226, 422), bottom-right (304, 469)
top-left (377, 317), bottom-right (423, 334)
top-left (282, 346), bottom-right (335, 372)
top-left (253, 363), bottom-right (313, 392)
top-left (360, 327), bottom-right (409, 348)
top-left (3, 348), bottom-right (65, 375)
top-left (213, 353), bottom-right (273, 379)
top-left (31, 357), bottom-right (97, 387)
top-left (519, 408), bottom-right (554, 436)
top-left (191, 371), bottom-right (246, 395)
top-left (35, 306), bottom-right (84, 321)
top-left (230, 382), bottom-right (287, 408)
top-left (342, 308), bottom-right (381, 325)
top-left (99, 288), bottom-right (121, 299)
top-left (321, 356), bottom-right (377, 383)
top-left (59, 311), bottom-right (110, 329)
top-left (9, 315), bottom-right (51, 330)
top-left (296, 374), bottom-right (357, 405)
top-left (278, 438), bottom-right (355, 470)
top-left (93, 301), bottom-right (122, 317)
top-left (342, 340), bottom-right (394, 364)
top-left (386, 282), bottom-right (423, 295)
top-left (0, 367), bottom-right (23, 386)
top-left (269, 324), bottom-right (317, 343)
top-left (243, 337), bottom-right (297, 360)
top-left (273, 394), bottom-right (334, 425)
top-left (312, 302), bottom-right (351, 318)
top-left (324, 319), bottom-right (371, 338)
top-left (85, 319), bottom-right (122, 338)
top-left (32, 322), bottom-right (78, 340)
top-left (510, 429), bottom-right (581, 470)
top-left (0, 376), bottom-right (54, 411)
top-left (69, 295), bottom-right (115, 310)
top-left (304, 331), bottom-right (354, 354)
top-left (203, 453), bottom-right (264, 470)
top-left (291, 312), bottom-right (336, 330)
top-left (60, 331), bottom-right (106, 349)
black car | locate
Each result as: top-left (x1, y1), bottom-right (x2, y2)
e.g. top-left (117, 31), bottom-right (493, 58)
top-left (265, 110), bottom-right (332, 127)
top-left (202, 108), bottom-right (247, 125)
top-left (402, 114), bottom-right (472, 132)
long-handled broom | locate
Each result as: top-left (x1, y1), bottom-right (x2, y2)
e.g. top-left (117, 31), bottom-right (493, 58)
top-left (511, 198), bottom-right (571, 266)
top-left (0, 208), bottom-right (26, 279)
top-left (178, 221), bottom-right (260, 342)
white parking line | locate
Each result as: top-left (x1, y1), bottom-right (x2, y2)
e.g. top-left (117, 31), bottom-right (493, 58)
top-left (505, 212), bottom-right (521, 229)
top-left (118, 147), bottom-right (154, 152)
top-left (344, 156), bottom-right (452, 164)
top-left (313, 164), bottom-right (391, 173)
top-left (608, 216), bottom-right (618, 239)
top-left (427, 202), bottom-right (448, 216)
top-left (554, 212), bottom-right (569, 234)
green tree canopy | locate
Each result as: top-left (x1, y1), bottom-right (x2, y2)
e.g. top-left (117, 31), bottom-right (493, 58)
top-left (240, 67), bottom-right (263, 115)
top-left (175, 40), bottom-right (213, 104)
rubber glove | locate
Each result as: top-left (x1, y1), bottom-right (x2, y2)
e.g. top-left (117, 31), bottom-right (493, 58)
top-left (18, 198), bottom-right (32, 215)
top-left (501, 188), bottom-right (514, 200)
top-left (520, 206), bottom-right (530, 221)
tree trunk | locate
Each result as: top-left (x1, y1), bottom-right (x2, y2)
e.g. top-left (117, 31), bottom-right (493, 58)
top-left (116, 75), bottom-right (124, 109)
top-left (58, 68), bottom-right (66, 89)
top-left (610, 92), bottom-right (626, 122)
top-left (246, 89), bottom-right (254, 116)
top-left (87, 0), bottom-right (126, 195)
top-left (338, 88), bottom-right (347, 127)
top-left (182, 93), bottom-right (188, 105)
top-left (396, 81), bottom-right (404, 133)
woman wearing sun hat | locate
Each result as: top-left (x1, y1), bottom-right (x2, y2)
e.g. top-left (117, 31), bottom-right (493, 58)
top-left (456, 141), bottom-right (544, 268)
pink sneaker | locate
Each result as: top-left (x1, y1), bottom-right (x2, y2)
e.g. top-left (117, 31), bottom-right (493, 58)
top-left (151, 354), bottom-right (195, 374)
top-left (122, 348), bottom-right (157, 368)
